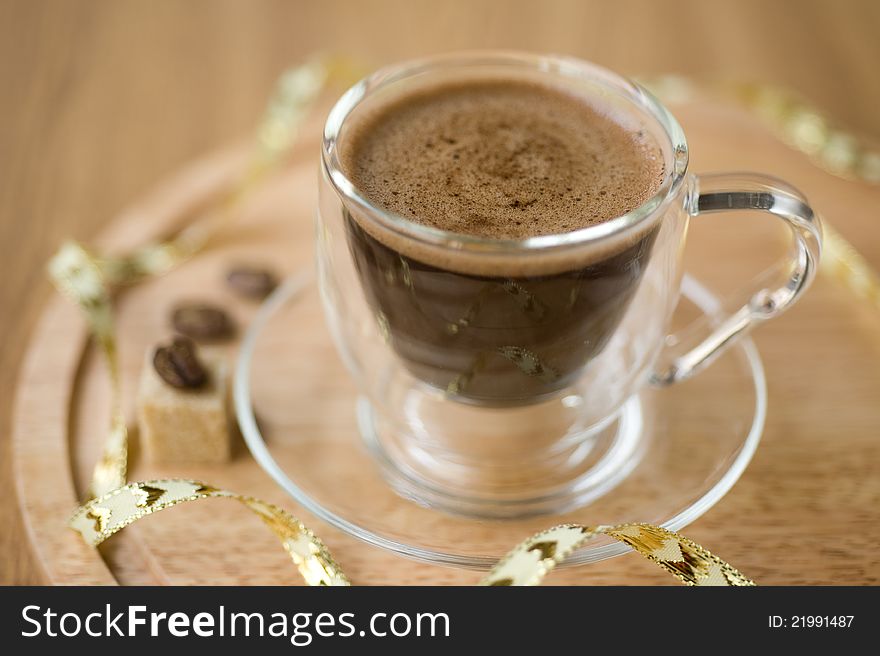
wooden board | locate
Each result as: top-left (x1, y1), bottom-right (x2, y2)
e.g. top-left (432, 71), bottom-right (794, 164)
top-left (12, 99), bottom-right (880, 585)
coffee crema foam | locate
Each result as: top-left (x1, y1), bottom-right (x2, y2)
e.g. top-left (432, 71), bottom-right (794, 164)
top-left (341, 79), bottom-right (665, 240)
top-left (336, 77), bottom-right (669, 277)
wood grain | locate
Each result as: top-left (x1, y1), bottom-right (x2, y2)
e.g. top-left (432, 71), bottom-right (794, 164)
top-left (11, 96), bottom-right (880, 586)
top-left (2, 0), bottom-right (880, 584)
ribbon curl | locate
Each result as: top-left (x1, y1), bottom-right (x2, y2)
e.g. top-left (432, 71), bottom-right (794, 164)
top-left (71, 479), bottom-right (752, 586)
top-left (50, 242), bottom-right (128, 498)
top-left (481, 523), bottom-right (754, 586)
top-left (71, 479), bottom-right (349, 586)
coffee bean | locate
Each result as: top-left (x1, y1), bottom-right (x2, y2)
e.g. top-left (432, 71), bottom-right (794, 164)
top-left (172, 304), bottom-right (234, 341)
top-left (226, 266), bottom-right (278, 300)
top-left (153, 337), bottom-right (207, 389)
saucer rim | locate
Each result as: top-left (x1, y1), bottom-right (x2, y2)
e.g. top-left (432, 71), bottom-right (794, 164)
top-left (233, 272), bottom-right (766, 570)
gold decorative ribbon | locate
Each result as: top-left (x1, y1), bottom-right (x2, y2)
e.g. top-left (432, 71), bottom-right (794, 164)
top-left (640, 76), bottom-right (880, 184)
top-left (480, 523), bottom-right (754, 586)
top-left (70, 479), bottom-right (349, 586)
top-left (728, 81), bottom-right (880, 184)
top-left (49, 243), bottom-right (128, 497)
top-left (821, 226), bottom-right (880, 310)
top-left (71, 478), bottom-right (751, 586)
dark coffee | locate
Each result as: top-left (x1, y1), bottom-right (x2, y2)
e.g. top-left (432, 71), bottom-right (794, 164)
top-left (341, 79), bottom-right (665, 404)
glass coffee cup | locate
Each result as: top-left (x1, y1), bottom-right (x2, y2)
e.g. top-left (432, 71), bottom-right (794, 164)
top-left (317, 52), bottom-right (821, 518)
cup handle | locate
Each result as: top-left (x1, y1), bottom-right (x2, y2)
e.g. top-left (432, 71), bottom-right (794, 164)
top-left (651, 173), bottom-right (823, 386)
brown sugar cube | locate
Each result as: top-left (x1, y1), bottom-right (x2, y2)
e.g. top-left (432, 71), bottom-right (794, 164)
top-left (137, 348), bottom-right (231, 464)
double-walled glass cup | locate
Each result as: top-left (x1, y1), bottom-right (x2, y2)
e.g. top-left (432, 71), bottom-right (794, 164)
top-left (318, 52), bottom-right (821, 518)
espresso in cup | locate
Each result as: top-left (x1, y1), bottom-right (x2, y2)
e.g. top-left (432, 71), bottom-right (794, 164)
top-left (340, 78), bottom-right (665, 404)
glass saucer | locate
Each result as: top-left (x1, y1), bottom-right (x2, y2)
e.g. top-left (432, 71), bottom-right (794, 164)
top-left (234, 272), bottom-right (765, 569)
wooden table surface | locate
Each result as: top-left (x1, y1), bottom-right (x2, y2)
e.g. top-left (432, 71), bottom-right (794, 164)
top-left (2, 0), bottom-right (879, 585)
